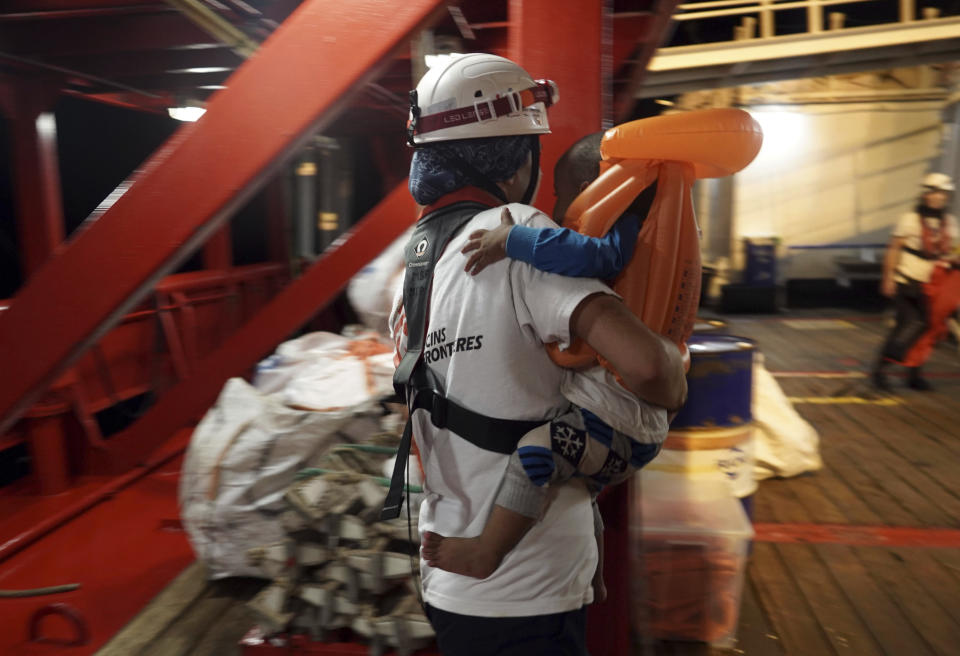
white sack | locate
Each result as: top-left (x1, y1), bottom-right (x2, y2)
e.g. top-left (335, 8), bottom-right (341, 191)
top-left (179, 378), bottom-right (360, 579)
top-left (253, 332), bottom-right (395, 410)
top-left (752, 362), bottom-right (823, 480)
top-left (346, 228), bottom-right (411, 336)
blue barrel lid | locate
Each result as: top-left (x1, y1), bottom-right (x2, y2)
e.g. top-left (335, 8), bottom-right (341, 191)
top-left (688, 334), bottom-right (756, 354)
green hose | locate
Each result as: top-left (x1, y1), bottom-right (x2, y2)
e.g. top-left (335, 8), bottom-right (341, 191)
top-left (0, 583), bottom-right (81, 598)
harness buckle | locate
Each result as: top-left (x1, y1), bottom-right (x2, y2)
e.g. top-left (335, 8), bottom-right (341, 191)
top-left (429, 392), bottom-right (448, 429)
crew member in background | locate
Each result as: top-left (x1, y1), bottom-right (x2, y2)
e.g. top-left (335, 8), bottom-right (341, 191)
top-left (872, 172), bottom-right (958, 391)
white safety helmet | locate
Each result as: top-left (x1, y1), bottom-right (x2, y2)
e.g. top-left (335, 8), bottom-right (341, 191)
top-left (408, 53), bottom-right (558, 145)
top-left (922, 172), bottom-right (955, 192)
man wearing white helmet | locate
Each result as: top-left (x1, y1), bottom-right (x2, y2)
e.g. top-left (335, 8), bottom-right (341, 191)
top-left (385, 54), bottom-right (686, 654)
top-left (872, 172), bottom-right (959, 391)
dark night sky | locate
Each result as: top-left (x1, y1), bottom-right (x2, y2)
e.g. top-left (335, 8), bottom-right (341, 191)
top-left (0, 119), bottom-right (14, 299)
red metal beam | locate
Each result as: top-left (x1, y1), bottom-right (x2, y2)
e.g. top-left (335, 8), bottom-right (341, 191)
top-left (508, 5), bottom-right (621, 652)
top-left (0, 4), bottom-right (172, 21)
top-left (590, 482), bottom-right (633, 656)
top-left (103, 182), bottom-right (417, 471)
top-left (0, 0), bottom-right (160, 11)
top-left (23, 414), bottom-right (71, 495)
top-left (1, 50), bottom-right (167, 102)
top-left (265, 178), bottom-right (290, 263)
top-left (203, 225), bottom-right (233, 270)
top-left (61, 89), bottom-right (173, 114)
top-left (4, 77), bottom-right (65, 277)
top-left (0, 0), bottom-right (448, 436)
top-left (42, 46), bottom-right (242, 78)
top-left (0, 13), bottom-right (219, 56)
top-left (613, 0), bottom-right (679, 121)
top-left (74, 69), bottom-right (234, 93)
top-left (508, 0), bottom-right (606, 215)
top-left (612, 13), bottom-right (654, 73)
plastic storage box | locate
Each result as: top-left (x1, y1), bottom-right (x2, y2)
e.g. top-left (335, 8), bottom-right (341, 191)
top-left (631, 471), bottom-right (754, 649)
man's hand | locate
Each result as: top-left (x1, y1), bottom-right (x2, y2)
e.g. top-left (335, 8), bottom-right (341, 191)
top-left (462, 207), bottom-right (515, 275)
top-left (591, 564), bottom-right (608, 604)
top-left (881, 276), bottom-right (896, 298)
top-left (881, 237), bottom-right (904, 298)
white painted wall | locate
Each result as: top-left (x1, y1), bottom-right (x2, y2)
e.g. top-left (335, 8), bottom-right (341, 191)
top-left (731, 101), bottom-right (944, 279)
top-left (939, 98), bottom-right (960, 218)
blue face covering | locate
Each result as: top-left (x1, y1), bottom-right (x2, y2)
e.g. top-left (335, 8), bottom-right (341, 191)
top-left (408, 135), bottom-right (534, 206)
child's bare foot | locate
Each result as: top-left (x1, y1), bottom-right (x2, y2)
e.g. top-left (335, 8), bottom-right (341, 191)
top-left (422, 531), bottom-right (502, 579)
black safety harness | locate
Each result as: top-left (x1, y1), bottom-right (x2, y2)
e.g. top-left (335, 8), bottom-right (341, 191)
top-left (903, 246), bottom-right (937, 260)
top-left (380, 198), bottom-right (543, 520)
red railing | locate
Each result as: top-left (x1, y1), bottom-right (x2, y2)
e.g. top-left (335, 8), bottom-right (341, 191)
top-left (0, 263), bottom-right (289, 488)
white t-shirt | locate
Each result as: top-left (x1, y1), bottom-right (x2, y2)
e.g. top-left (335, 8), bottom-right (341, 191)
top-left (892, 211), bottom-right (959, 284)
top-left (390, 203), bottom-right (613, 617)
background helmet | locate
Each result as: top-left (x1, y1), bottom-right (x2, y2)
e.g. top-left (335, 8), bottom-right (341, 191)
top-left (922, 172), bottom-right (955, 193)
top-left (408, 53), bottom-right (557, 145)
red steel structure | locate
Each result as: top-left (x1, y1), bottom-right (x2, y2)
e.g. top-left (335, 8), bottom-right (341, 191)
top-left (0, 0), bottom-right (451, 440)
top-left (0, 1), bottom-right (680, 653)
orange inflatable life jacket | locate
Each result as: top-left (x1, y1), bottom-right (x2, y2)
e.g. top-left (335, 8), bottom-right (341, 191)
top-left (546, 108), bottom-right (763, 375)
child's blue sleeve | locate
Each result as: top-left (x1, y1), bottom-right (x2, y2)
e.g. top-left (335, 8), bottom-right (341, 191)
top-left (506, 214), bottom-right (640, 279)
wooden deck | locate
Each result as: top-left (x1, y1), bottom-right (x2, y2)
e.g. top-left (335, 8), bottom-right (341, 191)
top-left (718, 310), bottom-right (960, 656)
top-left (98, 310), bottom-right (960, 656)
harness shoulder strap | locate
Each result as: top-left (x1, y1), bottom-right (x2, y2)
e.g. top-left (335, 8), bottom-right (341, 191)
top-left (903, 245), bottom-right (937, 261)
top-left (393, 202), bottom-right (486, 398)
top-left (382, 202), bottom-right (485, 521)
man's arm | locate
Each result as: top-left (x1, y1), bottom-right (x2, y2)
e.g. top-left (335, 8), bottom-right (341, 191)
top-left (881, 236), bottom-right (905, 297)
top-left (570, 293), bottom-right (686, 411)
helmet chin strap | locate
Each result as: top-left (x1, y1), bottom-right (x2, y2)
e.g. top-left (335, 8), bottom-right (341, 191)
top-left (521, 136), bottom-right (541, 205)
top-left (432, 149), bottom-right (509, 204)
